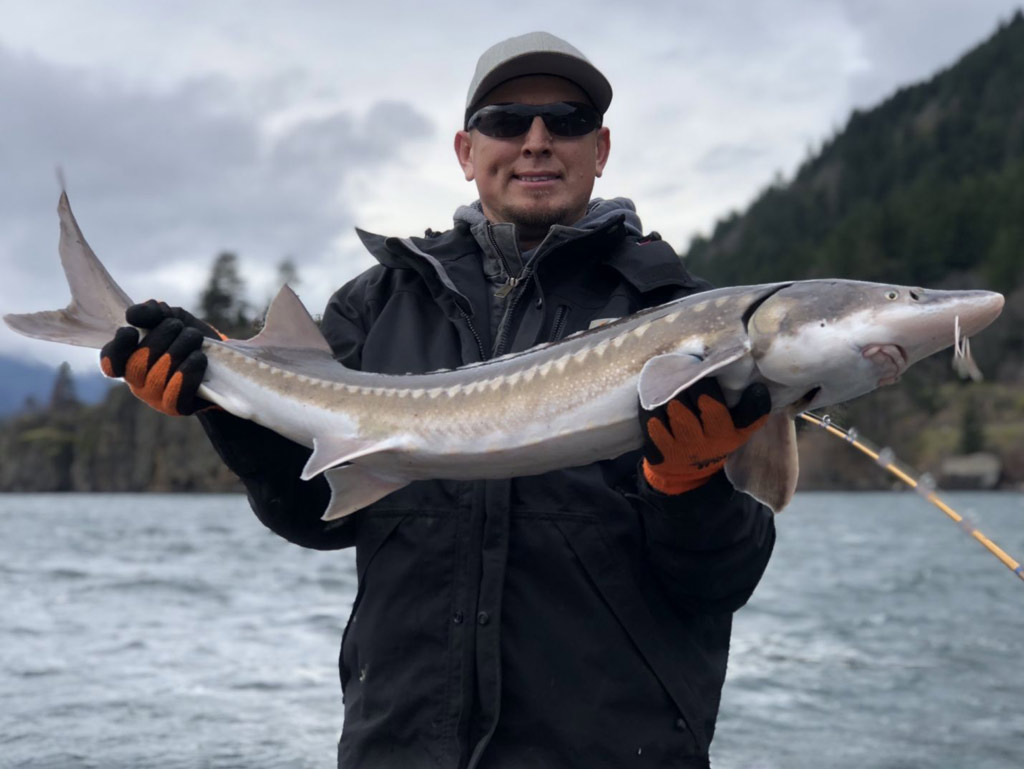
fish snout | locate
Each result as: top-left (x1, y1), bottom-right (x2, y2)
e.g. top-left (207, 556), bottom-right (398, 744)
top-left (900, 289), bottom-right (1004, 355)
top-left (956, 290), bottom-right (1005, 337)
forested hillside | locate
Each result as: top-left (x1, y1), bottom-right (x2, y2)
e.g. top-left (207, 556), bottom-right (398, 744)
top-left (686, 12), bottom-right (1024, 295)
top-left (684, 12), bottom-right (1024, 488)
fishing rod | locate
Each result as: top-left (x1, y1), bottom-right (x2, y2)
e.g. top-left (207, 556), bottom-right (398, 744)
top-left (799, 411), bottom-right (1024, 584)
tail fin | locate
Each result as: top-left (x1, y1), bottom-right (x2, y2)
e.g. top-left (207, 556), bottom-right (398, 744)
top-left (3, 192), bottom-right (133, 349)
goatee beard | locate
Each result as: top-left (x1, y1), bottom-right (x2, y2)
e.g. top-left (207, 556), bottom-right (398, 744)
top-left (501, 203), bottom-right (579, 240)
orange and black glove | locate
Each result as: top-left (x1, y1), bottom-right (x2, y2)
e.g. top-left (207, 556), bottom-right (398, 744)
top-left (100, 300), bottom-right (225, 416)
top-left (641, 378), bottom-right (771, 495)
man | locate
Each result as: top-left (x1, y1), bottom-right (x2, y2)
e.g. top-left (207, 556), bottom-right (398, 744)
top-left (101, 32), bottom-right (775, 769)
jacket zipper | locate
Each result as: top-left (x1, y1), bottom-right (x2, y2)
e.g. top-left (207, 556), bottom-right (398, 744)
top-left (486, 224), bottom-right (520, 299)
top-left (549, 305), bottom-right (571, 341)
top-left (458, 307), bottom-right (487, 362)
top-left (491, 263), bottom-right (536, 357)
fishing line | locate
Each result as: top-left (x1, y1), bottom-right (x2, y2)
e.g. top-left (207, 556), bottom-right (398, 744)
top-left (799, 411), bottom-right (1024, 584)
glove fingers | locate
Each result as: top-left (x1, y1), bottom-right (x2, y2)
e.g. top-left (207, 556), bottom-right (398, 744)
top-left (154, 330), bottom-right (207, 412)
top-left (100, 300), bottom-right (219, 417)
top-left (665, 398), bottom-right (699, 433)
top-left (126, 299), bottom-right (172, 329)
top-left (643, 414), bottom-right (674, 465)
top-left (124, 318), bottom-right (184, 389)
top-left (135, 350), bottom-right (175, 406)
top-left (640, 377), bottom-right (769, 496)
top-left (135, 325), bottom-right (206, 404)
top-left (693, 393), bottom-right (734, 437)
top-left (167, 306), bottom-right (219, 338)
top-left (100, 326), bottom-right (140, 378)
top-left (677, 377), bottom-right (725, 411)
top-left (127, 298), bottom-right (225, 341)
top-left (169, 327), bottom-right (207, 358)
top-left (731, 382), bottom-right (772, 430)
top-left (653, 402), bottom-right (705, 464)
top-left (163, 349), bottom-right (209, 415)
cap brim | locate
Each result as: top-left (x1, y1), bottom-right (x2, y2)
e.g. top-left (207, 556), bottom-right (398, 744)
top-left (467, 51), bottom-right (612, 118)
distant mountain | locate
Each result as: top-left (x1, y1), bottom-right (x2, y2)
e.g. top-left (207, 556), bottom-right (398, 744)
top-left (0, 354), bottom-right (112, 416)
top-left (686, 11), bottom-right (1024, 296)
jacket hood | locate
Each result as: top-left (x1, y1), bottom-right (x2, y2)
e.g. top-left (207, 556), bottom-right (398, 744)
top-left (452, 197), bottom-right (644, 237)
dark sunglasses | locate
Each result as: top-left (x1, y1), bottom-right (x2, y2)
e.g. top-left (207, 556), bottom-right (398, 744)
top-left (465, 101), bottom-right (602, 138)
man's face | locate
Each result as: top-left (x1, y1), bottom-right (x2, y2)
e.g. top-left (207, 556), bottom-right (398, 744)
top-left (454, 75), bottom-right (611, 245)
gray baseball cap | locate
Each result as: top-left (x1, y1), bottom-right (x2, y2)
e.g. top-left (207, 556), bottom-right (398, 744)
top-left (465, 32), bottom-right (613, 123)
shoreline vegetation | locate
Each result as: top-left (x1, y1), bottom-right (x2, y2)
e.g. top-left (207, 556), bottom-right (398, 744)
top-left (0, 360), bottom-right (1021, 494)
top-left (0, 381), bottom-right (242, 494)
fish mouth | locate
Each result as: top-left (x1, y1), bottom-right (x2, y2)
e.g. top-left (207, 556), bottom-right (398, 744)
top-left (792, 386), bottom-right (822, 412)
top-left (862, 343), bottom-right (907, 385)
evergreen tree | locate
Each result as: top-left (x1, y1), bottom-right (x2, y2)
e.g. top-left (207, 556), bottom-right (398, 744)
top-left (253, 257), bottom-right (304, 331)
top-left (960, 393), bottom-right (986, 454)
top-left (49, 362), bottom-right (79, 412)
top-left (277, 257), bottom-right (300, 290)
top-left (199, 251), bottom-right (252, 336)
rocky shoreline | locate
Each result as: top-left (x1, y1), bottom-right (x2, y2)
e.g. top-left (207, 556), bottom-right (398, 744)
top-left (0, 386), bottom-right (241, 493)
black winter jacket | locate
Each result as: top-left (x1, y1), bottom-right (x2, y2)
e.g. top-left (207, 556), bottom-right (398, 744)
top-left (199, 213), bottom-right (776, 769)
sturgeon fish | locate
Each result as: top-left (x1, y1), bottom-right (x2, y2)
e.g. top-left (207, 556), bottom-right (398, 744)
top-left (4, 193), bottom-right (1005, 518)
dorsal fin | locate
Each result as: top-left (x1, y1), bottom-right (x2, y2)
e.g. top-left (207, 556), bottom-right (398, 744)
top-left (237, 285), bottom-right (332, 353)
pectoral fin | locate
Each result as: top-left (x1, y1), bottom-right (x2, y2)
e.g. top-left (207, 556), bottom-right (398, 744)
top-left (637, 345), bottom-right (749, 410)
top-left (321, 465), bottom-right (408, 520)
top-left (725, 412), bottom-right (799, 512)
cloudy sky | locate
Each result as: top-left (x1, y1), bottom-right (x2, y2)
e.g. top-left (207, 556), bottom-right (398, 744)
top-left (1, 0), bottom-right (1021, 371)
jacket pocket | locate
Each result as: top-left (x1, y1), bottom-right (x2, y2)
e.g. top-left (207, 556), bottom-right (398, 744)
top-left (337, 511), bottom-right (458, 768)
top-left (553, 518), bottom-right (709, 754)
top-left (339, 513), bottom-right (405, 695)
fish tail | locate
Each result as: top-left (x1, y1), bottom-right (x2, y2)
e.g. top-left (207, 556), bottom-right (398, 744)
top-left (3, 191), bottom-right (134, 349)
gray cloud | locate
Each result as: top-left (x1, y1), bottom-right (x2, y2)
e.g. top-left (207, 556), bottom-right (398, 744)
top-left (0, 44), bottom-right (434, 337)
top-left (693, 144), bottom-right (772, 175)
top-left (839, 0), bottom-right (1023, 108)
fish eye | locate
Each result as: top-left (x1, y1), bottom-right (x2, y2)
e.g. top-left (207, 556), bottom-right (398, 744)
top-left (885, 290), bottom-right (900, 301)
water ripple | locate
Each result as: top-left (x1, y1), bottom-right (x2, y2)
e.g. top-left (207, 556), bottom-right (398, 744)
top-left (2, 491), bottom-right (1022, 768)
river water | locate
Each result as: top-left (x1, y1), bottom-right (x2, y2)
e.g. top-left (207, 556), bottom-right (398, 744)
top-left (2, 492), bottom-right (1022, 768)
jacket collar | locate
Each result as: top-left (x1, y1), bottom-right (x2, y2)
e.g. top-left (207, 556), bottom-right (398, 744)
top-left (531, 216), bottom-right (701, 293)
top-left (355, 224), bottom-right (477, 266)
top-left (354, 215), bottom-right (700, 310)
top-left (602, 230), bottom-right (702, 293)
